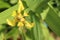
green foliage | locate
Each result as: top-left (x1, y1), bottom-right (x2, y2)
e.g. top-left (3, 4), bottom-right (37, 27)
top-left (0, 0), bottom-right (10, 9)
top-left (45, 2), bottom-right (60, 36)
top-left (0, 4), bottom-right (18, 24)
top-left (0, 0), bottom-right (60, 40)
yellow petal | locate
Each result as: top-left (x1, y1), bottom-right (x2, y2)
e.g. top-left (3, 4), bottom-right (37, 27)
top-left (20, 18), bottom-right (25, 22)
top-left (18, 21), bottom-right (24, 27)
top-left (18, 0), bottom-right (24, 13)
top-left (12, 11), bottom-right (17, 17)
top-left (18, 13), bottom-right (23, 18)
top-left (25, 21), bottom-right (34, 29)
top-left (7, 19), bottom-right (15, 27)
top-left (24, 12), bottom-right (29, 16)
top-left (31, 23), bottom-right (34, 27)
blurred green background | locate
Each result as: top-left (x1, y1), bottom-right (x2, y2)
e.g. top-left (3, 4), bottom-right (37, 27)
top-left (0, 0), bottom-right (60, 40)
top-left (0, 0), bottom-right (17, 12)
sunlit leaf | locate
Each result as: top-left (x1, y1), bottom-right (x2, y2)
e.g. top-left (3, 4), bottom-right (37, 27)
top-left (0, 4), bottom-right (18, 25)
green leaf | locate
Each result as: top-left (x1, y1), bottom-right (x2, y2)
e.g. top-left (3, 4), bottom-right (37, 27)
top-left (24, 0), bottom-right (49, 13)
top-left (41, 7), bottom-right (49, 20)
top-left (40, 22), bottom-right (51, 40)
top-left (0, 4), bottom-right (18, 25)
top-left (27, 11), bottom-right (43, 40)
top-left (6, 27), bottom-right (19, 39)
top-left (45, 2), bottom-right (60, 36)
top-left (0, 33), bottom-right (4, 40)
top-left (0, 1), bottom-right (11, 9)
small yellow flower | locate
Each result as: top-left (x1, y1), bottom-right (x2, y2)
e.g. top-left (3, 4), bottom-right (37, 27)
top-left (18, 21), bottom-right (24, 27)
top-left (6, 0), bottom-right (34, 29)
top-left (7, 19), bottom-right (16, 27)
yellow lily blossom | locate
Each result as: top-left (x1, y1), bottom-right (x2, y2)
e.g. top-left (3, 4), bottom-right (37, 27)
top-left (6, 0), bottom-right (34, 29)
